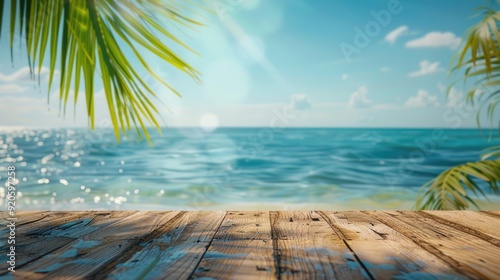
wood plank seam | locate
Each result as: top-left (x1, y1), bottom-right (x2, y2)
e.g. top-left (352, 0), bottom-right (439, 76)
top-left (340, 239), bottom-right (376, 280)
top-left (7, 211), bottom-right (500, 279)
top-left (362, 211), bottom-right (481, 280)
top-left (0, 212), bottom-right (107, 276)
top-left (317, 211), bottom-right (376, 280)
top-left (91, 211), bottom-right (189, 279)
top-left (187, 211), bottom-right (228, 280)
top-left (269, 211), bottom-right (282, 280)
top-left (14, 211), bottom-right (166, 278)
top-left (418, 211), bottom-right (500, 247)
top-left (479, 210), bottom-right (500, 219)
top-left (3, 211), bottom-right (50, 226)
top-left (16, 214), bottom-right (50, 227)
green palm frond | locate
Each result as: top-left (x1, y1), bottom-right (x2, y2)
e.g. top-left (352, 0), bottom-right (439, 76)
top-left (415, 159), bottom-right (500, 210)
top-left (418, 5), bottom-right (500, 210)
top-left (0, 0), bottom-right (204, 143)
top-left (451, 6), bottom-right (500, 129)
top-left (482, 145), bottom-right (500, 159)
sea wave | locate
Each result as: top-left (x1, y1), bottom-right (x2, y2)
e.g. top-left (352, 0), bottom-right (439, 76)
top-left (0, 127), bottom-right (499, 210)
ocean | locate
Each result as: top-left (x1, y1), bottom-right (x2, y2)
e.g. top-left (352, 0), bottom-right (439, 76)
top-left (1, 127), bottom-right (499, 210)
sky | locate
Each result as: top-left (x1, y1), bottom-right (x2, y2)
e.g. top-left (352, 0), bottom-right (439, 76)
top-left (0, 0), bottom-right (498, 130)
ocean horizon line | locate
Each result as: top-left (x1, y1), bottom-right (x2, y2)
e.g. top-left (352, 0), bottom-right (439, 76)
top-left (0, 125), bottom-right (495, 131)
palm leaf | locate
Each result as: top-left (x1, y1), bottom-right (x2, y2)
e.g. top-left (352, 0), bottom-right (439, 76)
top-left (482, 145), bottom-right (500, 159)
top-left (424, 5), bottom-right (500, 210)
top-left (0, 0), bottom-right (204, 143)
top-left (414, 159), bottom-right (500, 210)
top-left (452, 6), bottom-right (500, 130)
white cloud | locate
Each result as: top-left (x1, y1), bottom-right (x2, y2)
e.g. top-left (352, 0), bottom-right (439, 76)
top-left (437, 84), bottom-right (467, 108)
top-left (341, 74), bottom-right (348, 80)
top-left (348, 86), bottom-right (371, 109)
top-left (0, 84), bottom-right (29, 93)
top-left (0, 67), bottom-right (32, 82)
top-left (405, 32), bottom-right (461, 49)
top-left (0, 96), bottom-right (73, 126)
top-left (409, 60), bottom-right (443, 77)
top-left (385, 25), bottom-right (409, 44)
top-left (0, 88), bottom-right (109, 127)
top-left (446, 87), bottom-right (464, 108)
top-left (0, 66), bottom-right (52, 83)
top-left (291, 94), bottom-right (311, 110)
top-left (381, 67), bottom-right (390, 72)
top-left (405, 90), bottom-right (439, 107)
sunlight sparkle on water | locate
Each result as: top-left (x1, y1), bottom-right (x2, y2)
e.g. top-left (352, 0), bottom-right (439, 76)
top-left (2, 128), bottom-right (499, 210)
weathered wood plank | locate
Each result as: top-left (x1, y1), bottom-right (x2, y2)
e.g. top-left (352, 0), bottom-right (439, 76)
top-left (480, 210), bottom-right (500, 219)
top-left (0, 211), bottom-right (104, 273)
top-left (2, 210), bottom-right (499, 280)
top-left (0, 211), bottom-right (48, 222)
top-left (80, 211), bottom-right (176, 240)
top-left (320, 211), bottom-right (465, 280)
top-left (0, 211), bottom-right (61, 241)
top-left (195, 239), bottom-right (275, 280)
top-left (193, 211), bottom-right (275, 280)
top-left (0, 211), bottom-right (51, 248)
top-left (0, 211), bottom-right (135, 274)
top-left (366, 211), bottom-right (500, 280)
top-left (422, 210), bottom-right (500, 246)
top-left (214, 211), bottom-right (271, 240)
top-left (19, 211), bottom-right (98, 236)
top-left (23, 239), bottom-right (137, 279)
top-left (103, 211), bottom-right (226, 280)
top-left (14, 211), bottom-right (51, 225)
top-left (271, 211), bottom-right (366, 279)
top-left (16, 211), bottom-right (181, 279)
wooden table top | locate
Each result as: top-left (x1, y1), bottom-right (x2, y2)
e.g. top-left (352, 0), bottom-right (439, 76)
top-left (1, 210), bottom-right (499, 279)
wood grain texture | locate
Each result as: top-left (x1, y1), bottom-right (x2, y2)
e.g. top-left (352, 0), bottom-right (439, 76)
top-left (16, 211), bottom-right (180, 279)
top-left (365, 211), bottom-right (500, 280)
top-left (0, 211), bottom-right (118, 274)
top-left (422, 210), bottom-right (500, 246)
top-left (5, 211), bottom-right (500, 280)
top-left (271, 211), bottom-right (366, 279)
top-left (214, 211), bottom-right (271, 240)
top-left (320, 211), bottom-right (464, 280)
top-left (0, 211), bottom-right (48, 223)
top-left (480, 210), bottom-right (500, 219)
top-left (193, 211), bottom-right (275, 280)
top-left (104, 211), bottom-right (226, 280)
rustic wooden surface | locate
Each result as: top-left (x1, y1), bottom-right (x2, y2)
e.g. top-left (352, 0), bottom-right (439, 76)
top-left (1, 211), bottom-right (500, 279)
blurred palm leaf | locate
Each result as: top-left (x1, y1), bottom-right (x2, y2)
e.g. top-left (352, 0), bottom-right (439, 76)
top-left (416, 5), bottom-right (500, 210)
top-left (415, 159), bottom-right (500, 210)
top-left (481, 145), bottom-right (500, 159)
top-left (450, 6), bottom-right (500, 129)
top-left (0, 0), bottom-right (204, 143)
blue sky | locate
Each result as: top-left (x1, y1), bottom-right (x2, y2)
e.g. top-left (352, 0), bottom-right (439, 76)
top-left (0, 0), bottom-right (497, 130)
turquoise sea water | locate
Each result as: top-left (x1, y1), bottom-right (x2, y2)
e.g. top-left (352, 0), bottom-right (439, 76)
top-left (1, 127), bottom-right (499, 210)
